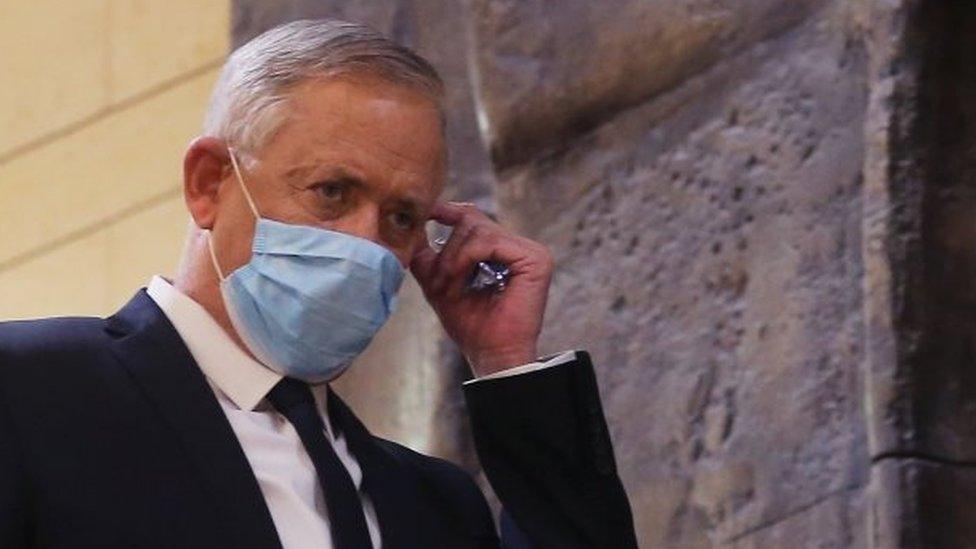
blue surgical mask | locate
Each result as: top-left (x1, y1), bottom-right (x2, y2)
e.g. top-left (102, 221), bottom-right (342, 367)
top-left (206, 148), bottom-right (405, 382)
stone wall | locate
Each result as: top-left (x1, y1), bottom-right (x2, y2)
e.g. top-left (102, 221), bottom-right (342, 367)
top-left (233, 1), bottom-right (976, 546)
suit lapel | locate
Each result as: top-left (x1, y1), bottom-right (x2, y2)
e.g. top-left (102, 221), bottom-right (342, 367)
top-left (106, 290), bottom-right (282, 549)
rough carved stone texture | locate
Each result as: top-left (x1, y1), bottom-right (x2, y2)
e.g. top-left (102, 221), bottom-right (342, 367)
top-left (467, 0), bottom-right (826, 169)
top-left (480, 3), bottom-right (870, 545)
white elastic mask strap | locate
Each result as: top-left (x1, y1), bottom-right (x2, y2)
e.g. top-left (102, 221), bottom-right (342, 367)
top-left (206, 230), bottom-right (227, 282)
top-left (228, 147), bottom-right (260, 219)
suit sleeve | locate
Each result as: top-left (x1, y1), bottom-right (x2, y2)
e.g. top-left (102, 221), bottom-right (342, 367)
top-left (463, 351), bottom-right (638, 549)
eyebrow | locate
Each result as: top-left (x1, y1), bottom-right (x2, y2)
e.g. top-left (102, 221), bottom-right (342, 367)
top-left (282, 162), bottom-right (430, 213)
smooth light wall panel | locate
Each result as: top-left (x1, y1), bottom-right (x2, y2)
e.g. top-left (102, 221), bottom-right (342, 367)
top-left (0, 227), bottom-right (110, 321)
top-left (0, 194), bottom-right (187, 320)
top-left (109, 0), bottom-right (229, 101)
top-left (0, 68), bottom-right (220, 268)
top-left (0, 0), bottom-right (111, 156)
top-left (104, 194), bottom-right (188, 312)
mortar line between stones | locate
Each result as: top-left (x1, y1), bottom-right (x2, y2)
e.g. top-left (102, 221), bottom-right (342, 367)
top-left (720, 482), bottom-right (863, 545)
top-left (0, 57), bottom-right (225, 169)
top-left (871, 450), bottom-right (976, 468)
top-left (0, 186), bottom-right (183, 275)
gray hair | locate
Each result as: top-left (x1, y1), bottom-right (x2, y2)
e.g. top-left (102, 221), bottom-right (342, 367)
top-left (203, 19), bottom-right (444, 157)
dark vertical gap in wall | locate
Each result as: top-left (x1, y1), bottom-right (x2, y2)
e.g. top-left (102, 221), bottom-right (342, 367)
top-left (914, 0), bottom-right (976, 460)
top-left (913, 0), bottom-right (976, 545)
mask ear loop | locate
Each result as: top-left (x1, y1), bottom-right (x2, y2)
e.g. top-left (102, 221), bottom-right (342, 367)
top-left (206, 231), bottom-right (227, 282)
top-left (227, 146), bottom-right (260, 219)
top-left (207, 146), bottom-right (259, 283)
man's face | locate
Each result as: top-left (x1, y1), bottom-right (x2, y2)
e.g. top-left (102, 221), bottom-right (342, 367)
top-left (212, 73), bottom-right (446, 271)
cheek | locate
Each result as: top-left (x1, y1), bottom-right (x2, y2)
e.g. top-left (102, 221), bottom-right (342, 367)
top-left (213, 198), bottom-right (258, 272)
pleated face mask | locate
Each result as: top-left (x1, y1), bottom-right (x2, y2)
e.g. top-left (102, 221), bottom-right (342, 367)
top-left (206, 148), bottom-right (405, 382)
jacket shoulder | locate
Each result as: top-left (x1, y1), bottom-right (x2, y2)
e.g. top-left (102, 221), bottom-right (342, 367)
top-left (0, 316), bottom-right (111, 368)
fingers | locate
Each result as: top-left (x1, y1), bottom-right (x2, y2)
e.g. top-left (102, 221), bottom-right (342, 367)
top-left (432, 225), bottom-right (489, 295)
top-left (413, 200), bottom-right (553, 299)
top-left (424, 202), bottom-right (489, 293)
top-left (429, 201), bottom-right (487, 226)
top-left (434, 230), bottom-right (550, 298)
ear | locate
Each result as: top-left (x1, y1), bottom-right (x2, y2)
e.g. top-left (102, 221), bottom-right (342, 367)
top-left (183, 136), bottom-right (231, 230)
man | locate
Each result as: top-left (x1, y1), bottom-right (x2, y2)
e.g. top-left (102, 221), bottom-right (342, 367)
top-left (0, 19), bottom-right (636, 549)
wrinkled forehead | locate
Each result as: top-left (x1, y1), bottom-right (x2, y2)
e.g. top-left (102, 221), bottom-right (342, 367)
top-left (260, 75), bottom-right (447, 196)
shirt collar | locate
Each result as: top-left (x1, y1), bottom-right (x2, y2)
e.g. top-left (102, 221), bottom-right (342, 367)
top-left (146, 276), bottom-right (284, 412)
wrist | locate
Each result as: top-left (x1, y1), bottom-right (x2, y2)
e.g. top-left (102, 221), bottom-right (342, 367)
top-left (465, 345), bottom-right (538, 378)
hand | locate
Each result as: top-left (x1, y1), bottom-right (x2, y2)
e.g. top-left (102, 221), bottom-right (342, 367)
top-left (410, 202), bottom-right (554, 377)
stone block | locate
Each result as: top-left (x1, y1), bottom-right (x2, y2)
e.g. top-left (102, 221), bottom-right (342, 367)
top-left (467, 0), bottom-right (826, 169)
top-left (725, 488), bottom-right (864, 548)
top-left (0, 0), bottom-right (110, 156)
top-left (0, 68), bottom-right (219, 268)
top-left (497, 5), bottom-right (871, 544)
top-left (108, 0), bottom-right (229, 101)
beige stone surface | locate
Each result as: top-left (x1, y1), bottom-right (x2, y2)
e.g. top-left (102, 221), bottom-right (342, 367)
top-left (109, 0), bottom-right (229, 101)
top-left (0, 68), bottom-right (219, 269)
top-left (0, 1), bottom-right (110, 156)
top-left (0, 227), bottom-right (109, 320)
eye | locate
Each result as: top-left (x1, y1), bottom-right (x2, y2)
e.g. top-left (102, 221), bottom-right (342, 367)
top-left (315, 181), bottom-right (347, 202)
top-left (390, 210), bottom-right (416, 231)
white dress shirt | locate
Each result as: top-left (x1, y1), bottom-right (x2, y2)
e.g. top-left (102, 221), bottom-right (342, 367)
top-left (146, 275), bottom-right (573, 549)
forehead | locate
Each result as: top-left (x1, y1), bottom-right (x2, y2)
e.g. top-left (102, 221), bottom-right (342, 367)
top-left (259, 74), bottom-right (446, 199)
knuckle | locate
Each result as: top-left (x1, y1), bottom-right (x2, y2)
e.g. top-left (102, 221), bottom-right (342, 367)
top-left (467, 224), bottom-right (486, 240)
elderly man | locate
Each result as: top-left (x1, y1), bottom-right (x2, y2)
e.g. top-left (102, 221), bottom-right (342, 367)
top-left (0, 19), bottom-right (635, 549)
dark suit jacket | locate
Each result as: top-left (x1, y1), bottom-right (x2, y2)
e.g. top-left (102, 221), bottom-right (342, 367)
top-left (0, 291), bottom-right (636, 548)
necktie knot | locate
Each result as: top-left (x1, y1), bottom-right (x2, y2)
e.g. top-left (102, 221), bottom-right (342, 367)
top-left (267, 377), bottom-right (315, 413)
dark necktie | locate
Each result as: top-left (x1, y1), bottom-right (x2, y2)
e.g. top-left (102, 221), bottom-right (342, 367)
top-left (266, 377), bottom-right (373, 549)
